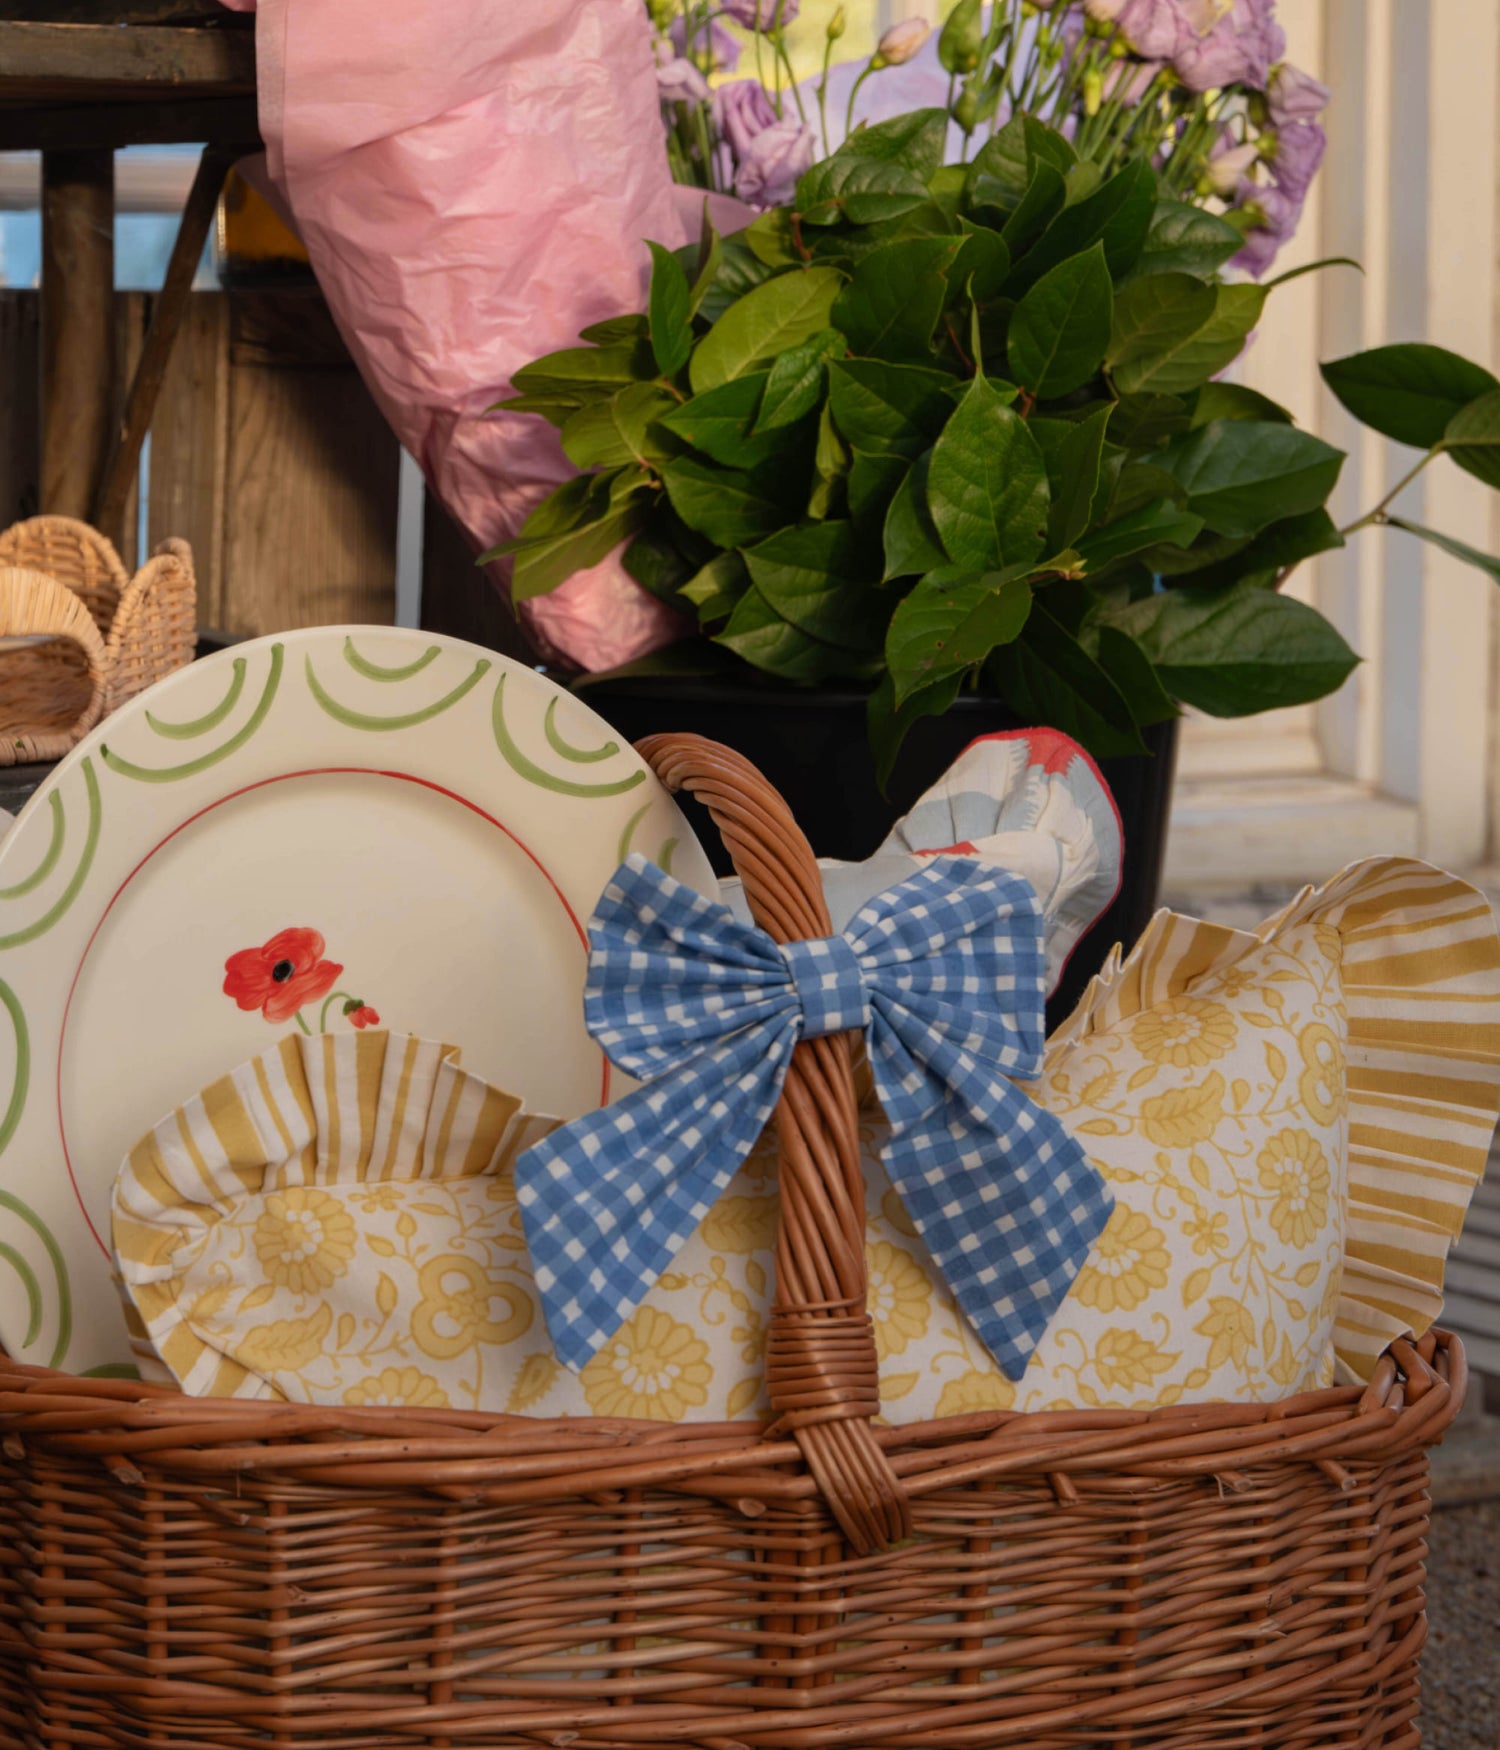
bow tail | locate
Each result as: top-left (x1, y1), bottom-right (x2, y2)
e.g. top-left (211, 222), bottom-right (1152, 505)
top-left (515, 1021), bottom-right (799, 1372)
top-left (879, 1077), bottom-right (1114, 1381)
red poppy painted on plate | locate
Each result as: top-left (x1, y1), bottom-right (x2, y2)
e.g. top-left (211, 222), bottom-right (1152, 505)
top-left (346, 1002), bottom-right (381, 1030)
top-left (224, 928), bottom-right (344, 1026)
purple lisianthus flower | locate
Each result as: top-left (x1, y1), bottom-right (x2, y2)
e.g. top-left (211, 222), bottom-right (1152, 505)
top-left (734, 116), bottom-right (817, 208)
top-left (1268, 61), bottom-right (1330, 124)
top-left (722, 0), bottom-right (801, 30)
top-left (655, 49), bottom-right (711, 107)
top-left (1175, 0), bottom-right (1285, 93)
top-left (1113, 0), bottom-right (1190, 61)
top-left (1266, 118), bottom-right (1325, 199)
top-left (669, 16), bottom-right (741, 74)
top-left (1232, 178), bottom-right (1300, 276)
top-left (714, 78), bottom-right (778, 160)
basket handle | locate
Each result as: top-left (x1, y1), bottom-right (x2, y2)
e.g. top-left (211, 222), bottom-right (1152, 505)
top-left (638, 733), bottom-right (912, 1553)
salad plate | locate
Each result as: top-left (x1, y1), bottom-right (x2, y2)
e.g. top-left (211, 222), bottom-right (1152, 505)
top-left (0, 627), bottom-right (713, 1375)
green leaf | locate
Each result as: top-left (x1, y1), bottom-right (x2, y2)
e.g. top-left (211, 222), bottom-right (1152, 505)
top-left (1102, 580), bottom-right (1359, 714)
top-left (661, 456), bottom-right (787, 547)
top-left (1109, 278), bottom-right (1263, 395)
top-left (572, 640), bottom-right (740, 689)
top-left (1442, 389), bottom-right (1500, 487)
top-left (841, 108), bottom-right (951, 177)
top-left (622, 517), bottom-right (702, 601)
top-left (1007, 242), bottom-right (1113, 399)
top-left (938, 0), bottom-right (984, 75)
top-left (491, 471), bottom-right (654, 602)
top-left (511, 339), bottom-right (656, 399)
top-left (1076, 501), bottom-right (1204, 571)
top-left (868, 670), bottom-right (964, 792)
top-left (887, 570), bottom-right (1033, 703)
top-left (953, 219), bottom-right (1011, 301)
top-left (657, 373), bottom-right (778, 468)
top-left (695, 234), bottom-right (778, 325)
top-left (744, 208), bottom-right (800, 269)
top-left (1103, 457), bottom-right (1186, 522)
top-left (965, 115), bottom-right (1029, 215)
top-left (1385, 514), bottom-right (1500, 582)
top-left (680, 551), bottom-right (750, 624)
top-left (828, 358), bottom-right (964, 457)
top-left (1000, 163), bottom-right (1067, 260)
top-left (688, 206), bottom-right (723, 317)
top-left (1321, 344), bottom-right (1500, 449)
top-left (1182, 507), bottom-right (1344, 588)
top-left (883, 451), bottom-right (948, 580)
top-left (577, 314), bottom-right (649, 346)
top-left (847, 450), bottom-right (909, 523)
top-left (810, 401), bottom-right (851, 519)
top-left (690, 267), bottom-right (844, 393)
top-left (559, 383), bottom-right (677, 470)
top-left (1010, 158), bottom-right (1156, 290)
top-left (796, 145), bottom-right (932, 228)
top-left (1093, 625), bottom-right (1178, 726)
top-left (832, 236), bottom-right (962, 363)
top-left (1108, 393), bottom-right (1192, 449)
top-left (742, 521), bottom-right (882, 650)
top-left (1154, 420), bottom-right (1345, 538)
top-left (1191, 382), bottom-right (1293, 427)
top-left (927, 376), bottom-right (1050, 571)
top-left (988, 603), bottom-right (1146, 757)
top-left (1031, 405), bottom-right (1112, 552)
top-left (1023, 115), bottom-right (1078, 175)
top-left (646, 240), bottom-right (693, 377)
top-left (1130, 200), bottom-right (1244, 279)
top-left (717, 586), bottom-right (880, 684)
top-left (756, 328), bottom-right (846, 433)
top-left (928, 162), bottom-right (969, 220)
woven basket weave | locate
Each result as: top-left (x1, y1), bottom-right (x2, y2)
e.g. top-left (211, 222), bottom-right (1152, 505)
top-left (0, 735), bottom-right (1464, 1749)
top-left (0, 516), bottom-right (196, 766)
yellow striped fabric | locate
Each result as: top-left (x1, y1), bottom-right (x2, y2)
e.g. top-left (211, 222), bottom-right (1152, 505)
top-left (1055, 857), bottom-right (1500, 1380)
top-left (112, 1031), bottom-right (558, 1397)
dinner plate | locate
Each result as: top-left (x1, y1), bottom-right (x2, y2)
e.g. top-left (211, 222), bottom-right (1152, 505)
top-left (0, 627), bottom-right (713, 1376)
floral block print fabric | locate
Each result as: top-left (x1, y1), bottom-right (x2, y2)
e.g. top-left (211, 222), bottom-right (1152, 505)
top-left (114, 857), bottom-right (1500, 1418)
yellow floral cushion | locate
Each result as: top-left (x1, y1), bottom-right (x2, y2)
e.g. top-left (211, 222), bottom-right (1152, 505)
top-left (114, 858), bottom-right (1500, 1420)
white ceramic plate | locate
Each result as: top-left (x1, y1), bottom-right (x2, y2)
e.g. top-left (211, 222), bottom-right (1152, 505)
top-left (0, 627), bottom-right (713, 1376)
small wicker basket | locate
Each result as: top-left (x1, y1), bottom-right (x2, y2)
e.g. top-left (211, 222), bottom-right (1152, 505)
top-left (0, 516), bottom-right (196, 767)
top-left (0, 735), bottom-right (1465, 1749)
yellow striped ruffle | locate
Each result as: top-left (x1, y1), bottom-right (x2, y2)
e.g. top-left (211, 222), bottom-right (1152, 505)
top-left (1053, 856), bottom-right (1500, 1380)
top-left (111, 1031), bottom-right (557, 1394)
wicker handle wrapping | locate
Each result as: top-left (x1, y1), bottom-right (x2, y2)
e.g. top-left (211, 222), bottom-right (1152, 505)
top-left (638, 734), bottom-right (913, 1552)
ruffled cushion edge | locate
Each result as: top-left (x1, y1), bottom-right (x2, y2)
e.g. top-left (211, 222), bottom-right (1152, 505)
top-left (1048, 856), bottom-right (1500, 1382)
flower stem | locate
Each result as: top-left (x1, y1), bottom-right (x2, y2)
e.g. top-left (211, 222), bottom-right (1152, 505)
top-left (320, 990), bottom-right (354, 1033)
top-left (293, 1010), bottom-right (311, 1036)
top-left (1339, 450), bottom-right (1438, 537)
top-left (775, 31), bottom-right (807, 124)
top-left (816, 31), bottom-right (836, 156)
top-left (845, 65), bottom-right (875, 138)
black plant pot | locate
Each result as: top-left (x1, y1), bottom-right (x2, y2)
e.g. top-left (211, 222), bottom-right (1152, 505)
top-left (582, 677), bottom-right (1179, 1030)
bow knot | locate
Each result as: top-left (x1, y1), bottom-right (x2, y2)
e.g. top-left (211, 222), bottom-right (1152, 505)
top-left (780, 935), bottom-right (869, 1037)
top-left (516, 853), bottom-right (1112, 1379)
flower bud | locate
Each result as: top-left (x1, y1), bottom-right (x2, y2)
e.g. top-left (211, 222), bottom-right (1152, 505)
top-left (1082, 65), bottom-right (1105, 116)
top-left (828, 6), bottom-right (847, 41)
top-left (873, 17), bottom-right (932, 69)
top-left (953, 83), bottom-right (981, 134)
top-left (938, 0), bottom-right (983, 75)
top-left (1199, 138), bottom-right (1259, 198)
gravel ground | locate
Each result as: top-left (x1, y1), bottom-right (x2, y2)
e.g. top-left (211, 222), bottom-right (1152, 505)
top-left (1422, 1500), bottom-right (1500, 1749)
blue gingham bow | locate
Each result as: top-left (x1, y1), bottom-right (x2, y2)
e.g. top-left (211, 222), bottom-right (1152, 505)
top-left (515, 853), bottom-right (1112, 1379)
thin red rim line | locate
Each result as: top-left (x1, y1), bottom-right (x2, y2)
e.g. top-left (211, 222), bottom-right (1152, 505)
top-left (58, 765), bottom-right (607, 1258)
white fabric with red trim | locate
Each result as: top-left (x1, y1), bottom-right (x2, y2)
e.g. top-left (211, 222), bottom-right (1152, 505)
top-left (721, 729), bottom-right (1123, 996)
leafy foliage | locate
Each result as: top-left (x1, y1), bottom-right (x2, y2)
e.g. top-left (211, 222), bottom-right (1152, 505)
top-left (491, 113), bottom-right (1500, 769)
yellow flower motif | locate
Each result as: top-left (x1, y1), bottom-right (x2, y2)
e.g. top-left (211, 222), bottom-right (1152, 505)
top-left (936, 1370), bottom-right (1016, 1417)
top-left (1073, 1209), bottom-right (1171, 1313)
top-left (1131, 998), bottom-right (1238, 1068)
top-left (1138, 1072), bottom-right (1224, 1149)
top-left (411, 1253), bottom-right (533, 1360)
top-left (1196, 1297), bottom-right (1256, 1371)
top-left (1210, 963), bottom-right (1259, 1003)
top-left (343, 1366), bottom-right (450, 1409)
top-left (236, 1303), bottom-right (332, 1372)
top-left (349, 1182), bottom-right (403, 1214)
top-left (1297, 1022), bottom-right (1344, 1125)
top-left (252, 1187), bottom-right (356, 1295)
top-left (506, 1352), bottom-right (562, 1413)
top-left (580, 1307), bottom-right (713, 1421)
top-left (1093, 1327), bottom-right (1180, 1392)
top-left (865, 1240), bottom-right (932, 1361)
top-left (1257, 1129), bottom-right (1330, 1248)
top-left (700, 1195), bottom-right (779, 1255)
top-left (1182, 1209), bottom-right (1230, 1257)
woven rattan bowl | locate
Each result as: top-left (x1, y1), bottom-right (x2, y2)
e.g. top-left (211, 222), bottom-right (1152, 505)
top-left (0, 516), bottom-right (196, 766)
top-left (0, 734), bottom-right (1468, 1749)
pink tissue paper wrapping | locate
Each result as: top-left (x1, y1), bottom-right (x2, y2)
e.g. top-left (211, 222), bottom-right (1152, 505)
top-left (226, 0), bottom-right (751, 669)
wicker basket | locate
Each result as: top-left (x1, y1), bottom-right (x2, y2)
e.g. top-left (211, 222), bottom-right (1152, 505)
top-left (0, 736), bottom-right (1464, 1749)
top-left (0, 516), bottom-right (196, 766)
